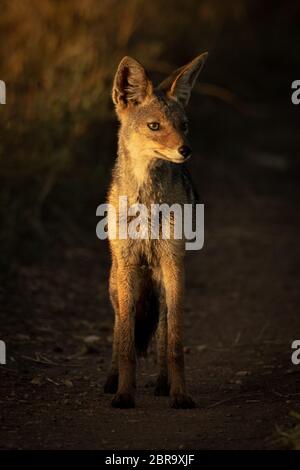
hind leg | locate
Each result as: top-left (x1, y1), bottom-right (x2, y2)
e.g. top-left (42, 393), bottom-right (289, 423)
top-left (104, 261), bottom-right (119, 394)
top-left (155, 304), bottom-right (169, 396)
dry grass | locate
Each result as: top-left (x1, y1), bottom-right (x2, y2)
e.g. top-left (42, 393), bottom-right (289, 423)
top-left (277, 412), bottom-right (300, 450)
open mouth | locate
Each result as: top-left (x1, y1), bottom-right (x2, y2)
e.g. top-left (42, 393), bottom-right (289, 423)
top-left (154, 150), bottom-right (191, 164)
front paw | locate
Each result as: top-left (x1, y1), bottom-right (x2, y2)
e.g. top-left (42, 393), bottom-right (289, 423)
top-left (104, 373), bottom-right (118, 394)
top-left (111, 392), bottom-right (135, 409)
top-left (169, 393), bottom-right (196, 409)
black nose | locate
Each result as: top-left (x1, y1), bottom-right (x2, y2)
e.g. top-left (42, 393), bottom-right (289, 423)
top-left (178, 145), bottom-right (192, 158)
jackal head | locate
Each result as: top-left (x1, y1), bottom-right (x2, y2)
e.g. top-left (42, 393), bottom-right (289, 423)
top-left (112, 53), bottom-right (208, 165)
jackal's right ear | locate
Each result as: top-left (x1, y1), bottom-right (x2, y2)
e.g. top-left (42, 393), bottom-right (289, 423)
top-left (112, 56), bottom-right (153, 111)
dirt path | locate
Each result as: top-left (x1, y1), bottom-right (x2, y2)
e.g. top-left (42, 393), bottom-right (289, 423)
top-left (1, 162), bottom-right (300, 450)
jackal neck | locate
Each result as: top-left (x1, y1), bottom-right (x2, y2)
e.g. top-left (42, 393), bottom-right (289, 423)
top-left (117, 134), bottom-right (170, 200)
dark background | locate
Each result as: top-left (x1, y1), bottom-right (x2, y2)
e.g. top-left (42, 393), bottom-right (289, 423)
top-left (0, 0), bottom-right (300, 450)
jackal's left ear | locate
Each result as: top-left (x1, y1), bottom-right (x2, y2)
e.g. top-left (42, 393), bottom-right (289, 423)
top-left (158, 52), bottom-right (208, 107)
top-left (112, 56), bottom-right (153, 111)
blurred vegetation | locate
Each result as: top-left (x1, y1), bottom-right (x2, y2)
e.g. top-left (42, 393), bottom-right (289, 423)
top-left (278, 411), bottom-right (300, 450)
top-left (0, 0), bottom-right (299, 269)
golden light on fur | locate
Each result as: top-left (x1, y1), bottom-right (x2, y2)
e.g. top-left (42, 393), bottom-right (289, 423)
top-left (104, 53), bottom-right (207, 408)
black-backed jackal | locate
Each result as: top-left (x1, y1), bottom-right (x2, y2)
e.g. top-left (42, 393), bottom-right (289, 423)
top-left (104, 52), bottom-right (208, 408)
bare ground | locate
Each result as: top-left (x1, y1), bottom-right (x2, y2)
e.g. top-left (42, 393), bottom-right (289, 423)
top-left (1, 160), bottom-right (300, 450)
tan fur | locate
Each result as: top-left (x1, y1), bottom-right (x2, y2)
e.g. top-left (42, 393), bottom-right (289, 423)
top-left (104, 53), bottom-right (208, 408)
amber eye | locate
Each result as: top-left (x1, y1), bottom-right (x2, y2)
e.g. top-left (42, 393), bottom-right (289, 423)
top-left (147, 122), bottom-right (160, 131)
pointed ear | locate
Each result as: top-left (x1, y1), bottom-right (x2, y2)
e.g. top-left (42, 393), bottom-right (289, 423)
top-left (112, 56), bottom-right (153, 111)
top-left (157, 52), bottom-right (208, 107)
